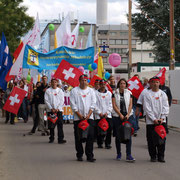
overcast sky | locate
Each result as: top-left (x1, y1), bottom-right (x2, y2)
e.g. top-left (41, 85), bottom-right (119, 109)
top-left (23, 0), bottom-right (139, 24)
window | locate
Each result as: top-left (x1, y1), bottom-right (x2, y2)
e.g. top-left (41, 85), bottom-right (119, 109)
top-left (122, 39), bottom-right (128, 45)
top-left (103, 57), bottom-right (108, 63)
top-left (98, 40), bottom-right (102, 45)
top-left (109, 39), bottom-right (116, 45)
top-left (120, 32), bottom-right (128, 36)
top-left (116, 39), bottom-right (122, 45)
top-left (98, 39), bottom-right (107, 45)
top-left (109, 32), bottom-right (117, 36)
top-left (149, 52), bottom-right (152, 58)
top-left (132, 40), bottom-right (137, 45)
top-left (132, 32), bottom-right (137, 37)
top-left (121, 57), bottom-right (128, 63)
top-left (121, 48), bottom-right (127, 54)
top-left (109, 48), bottom-right (121, 54)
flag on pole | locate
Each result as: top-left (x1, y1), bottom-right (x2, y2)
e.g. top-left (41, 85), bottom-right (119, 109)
top-left (9, 14), bottom-right (41, 76)
top-left (86, 25), bottom-right (93, 48)
top-left (54, 59), bottom-right (83, 87)
top-left (3, 86), bottom-right (27, 114)
top-left (97, 49), bottom-right (104, 78)
top-left (0, 32), bottom-right (13, 90)
top-left (155, 67), bottom-right (166, 85)
top-left (127, 76), bottom-right (144, 99)
top-left (54, 13), bottom-right (71, 48)
top-left (71, 23), bottom-right (79, 48)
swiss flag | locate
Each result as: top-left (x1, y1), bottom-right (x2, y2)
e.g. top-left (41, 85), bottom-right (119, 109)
top-left (3, 87), bottom-right (27, 114)
top-left (155, 67), bottom-right (166, 85)
top-left (127, 76), bottom-right (144, 99)
top-left (53, 59), bottom-right (83, 87)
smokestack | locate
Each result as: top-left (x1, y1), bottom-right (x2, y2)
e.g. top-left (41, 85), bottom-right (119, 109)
top-left (96, 0), bottom-right (108, 25)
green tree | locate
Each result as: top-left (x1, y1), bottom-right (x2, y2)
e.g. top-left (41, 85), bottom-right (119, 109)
top-left (0, 0), bottom-right (34, 55)
top-left (132, 0), bottom-right (180, 62)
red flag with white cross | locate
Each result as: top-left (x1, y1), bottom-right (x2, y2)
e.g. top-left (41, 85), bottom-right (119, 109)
top-left (53, 59), bottom-right (83, 87)
top-left (155, 67), bottom-right (166, 85)
top-left (127, 76), bottom-right (144, 99)
top-left (3, 87), bottom-right (27, 114)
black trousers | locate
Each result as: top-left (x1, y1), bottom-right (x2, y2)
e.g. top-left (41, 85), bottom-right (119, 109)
top-left (73, 119), bottom-right (94, 159)
top-left (96, 118), bottom-right (112, 146)
top-left (48, 112), bottom-right (64, 142)
top-left (146, 124), bottom-right (166, 159)
top-left (31, 104), bottom-right (39, 133)
top-left (5, 111), bottom-right (15, 124)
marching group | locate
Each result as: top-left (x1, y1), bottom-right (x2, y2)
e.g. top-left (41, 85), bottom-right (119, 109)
top-left (0, 74), bottom-right (172, 163)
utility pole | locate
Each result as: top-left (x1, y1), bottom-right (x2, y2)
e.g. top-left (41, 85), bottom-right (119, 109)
top-left (169, 0), bottom-right (175, 70)
top-left (128, 0), bottom-right (132, 78)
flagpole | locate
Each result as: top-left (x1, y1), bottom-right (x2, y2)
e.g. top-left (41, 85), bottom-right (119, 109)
top-left (128, 0), bottom-right (132, 79)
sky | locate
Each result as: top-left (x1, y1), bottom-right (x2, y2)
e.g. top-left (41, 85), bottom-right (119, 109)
top-left (22, 0), bottom-right (139, 24)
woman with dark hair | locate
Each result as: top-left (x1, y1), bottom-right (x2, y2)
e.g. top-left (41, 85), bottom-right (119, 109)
top-left (112, 78), bottom-right (135, 162)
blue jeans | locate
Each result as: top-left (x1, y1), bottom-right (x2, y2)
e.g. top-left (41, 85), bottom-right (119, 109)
top-left (132, 105), bottom-right (140, 133)
top-left (114, 115), bottom-right (133, 156)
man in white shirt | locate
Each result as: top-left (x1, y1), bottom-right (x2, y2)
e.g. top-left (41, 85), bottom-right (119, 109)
top-left (143, 76), bottom-right (169, 163)
top-left (45, 78), bottom-right (66, 144)
top-left (70, 74), bottom-right (96, 162)
top-left (95, 79), bottom-right (113, 149)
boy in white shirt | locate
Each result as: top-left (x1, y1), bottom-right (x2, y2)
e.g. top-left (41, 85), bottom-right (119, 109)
top-left (45, 78), bottom-right (66, 144)
top-left (95, 79), bottom-right (113, 149)
top-left (143, 76), bottom-right (169, 163)
top-left (70, 74), bottom-right (96, 162)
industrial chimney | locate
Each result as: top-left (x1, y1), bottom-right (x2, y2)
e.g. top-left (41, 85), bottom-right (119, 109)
top-left (96, 0), bottom-right (108, 25)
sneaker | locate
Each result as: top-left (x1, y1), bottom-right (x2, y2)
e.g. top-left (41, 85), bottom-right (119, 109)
top-left (126, 155), bottom-right (135, 162)
top-left (87, 158), bottom-right (96, 162)
top-left (116, 153), bottom-right (121, 161)
top-left (150, 158), bottom-right (157, 162)
top-left (58, 140), bottom-right (67, 144)
top-left (105, 145), bottom-right (112, 149)
top-left (98, 144), bottom-right (103, 148)
top-left (77, 157), bottom-right (83, 161)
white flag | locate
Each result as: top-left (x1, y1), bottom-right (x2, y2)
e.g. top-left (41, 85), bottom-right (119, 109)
top-left (71, 23), bottom-right (79, 48)
top-left (55, 13), bottom-right (71, 48)
top-left (10, 14), bottom-right (41, 76)
top-left (86, 25), bottom-right (93, 48)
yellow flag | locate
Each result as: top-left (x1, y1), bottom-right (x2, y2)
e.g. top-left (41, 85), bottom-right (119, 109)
top-left (97, 48), bottom-right (104, 78)
top-left (54, 32), bottom-right (58, 49)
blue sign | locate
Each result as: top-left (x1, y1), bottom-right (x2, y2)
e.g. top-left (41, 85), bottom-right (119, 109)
top-left (23, 45), bottom-right (94, 70)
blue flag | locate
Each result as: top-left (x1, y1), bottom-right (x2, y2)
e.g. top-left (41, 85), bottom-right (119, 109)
top-left (0, 32), bottom-right (13, 90)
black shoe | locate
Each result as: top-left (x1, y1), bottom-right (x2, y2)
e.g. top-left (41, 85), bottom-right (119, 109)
top-left (87, 158), bottom-right (96, 162)
top-left (5, 120), bottom-right (8, 124)
top-left (49, 140), bottom-right (54, 143)
top-left (58, 140), bottom-right (67, 144)
top-left (41, 132), bottom-right (46, 136)
top-left (105, 145), bottom-right (112, 149)
top-left (77, 157), bottom-right (83, 161)
top-left (98, 144), bottom-right (103, 148)
top-left (10, 122), bottom-right (15, 125)
top-left (158, 158), bottom-right (165, 163)
top-left (28, 132), bottom-right (34, 135)
top-left (46, 131), bottom-right (50, 136)
top-left (133, 132), bottom-right (137, 137)
top-left (150, 158), bottom-right (157, 162)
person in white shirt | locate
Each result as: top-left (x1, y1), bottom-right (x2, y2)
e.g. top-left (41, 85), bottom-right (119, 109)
top-left (70, 74), bottom-right (96, 162)
top-left (136, 78), bottom-right (153, 117)
top-left (45, 78), bottom-right (66, 144)
top-left (143, 76), bottom-right (169, 163)
top-left (95, 79), bottom-right (113, 149)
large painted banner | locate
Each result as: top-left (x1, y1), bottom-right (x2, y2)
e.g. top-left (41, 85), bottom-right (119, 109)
top-left (22, 45), bottom-right (94, 70)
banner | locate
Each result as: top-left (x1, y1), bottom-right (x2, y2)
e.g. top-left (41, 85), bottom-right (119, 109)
top-left (63, 91), bottom-right (74, 120)
top-left (23, 45), bottom-right (94, 70)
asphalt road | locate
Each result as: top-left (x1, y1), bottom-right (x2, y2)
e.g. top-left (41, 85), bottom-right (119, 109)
top-left (0, 116), bottom-right (180, 180)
